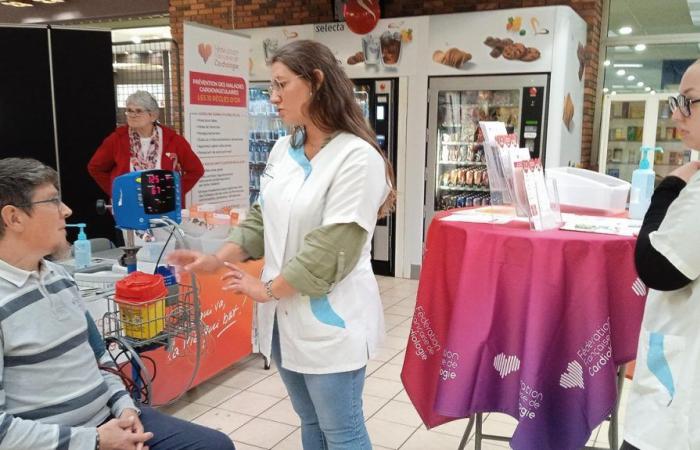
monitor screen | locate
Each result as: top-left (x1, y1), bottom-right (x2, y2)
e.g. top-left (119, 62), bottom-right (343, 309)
top-left (141, 170), bottom-right (177, 215)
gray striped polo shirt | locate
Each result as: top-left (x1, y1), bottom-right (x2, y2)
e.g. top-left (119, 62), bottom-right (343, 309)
top-left (0, 258), bottom-right (136, 450)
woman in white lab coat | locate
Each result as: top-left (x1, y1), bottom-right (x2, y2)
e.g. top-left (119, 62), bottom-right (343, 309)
top-left (168, 40), bottom-right (395, 450)
top-left (620, 61), bottom-right (700, 450)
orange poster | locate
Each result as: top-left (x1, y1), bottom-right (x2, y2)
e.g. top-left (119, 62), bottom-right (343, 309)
top-left (141, 259), bottom-right (263, 405)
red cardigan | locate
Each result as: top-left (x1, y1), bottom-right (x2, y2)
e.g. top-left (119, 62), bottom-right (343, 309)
top-left (88, 125), bottom-right (204, 205)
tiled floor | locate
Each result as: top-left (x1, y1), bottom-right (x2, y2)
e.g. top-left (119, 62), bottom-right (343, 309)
top-left (158, 276), bottom-right (631, 449)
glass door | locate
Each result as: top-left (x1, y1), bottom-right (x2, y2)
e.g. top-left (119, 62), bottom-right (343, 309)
top-left (655, 96), bottom-right (692, 178)
top-left (434, 89), bottom-right (511, 210)
top-left (248, 84), bottom-right (286, 205)
top-left (602, 98), bottom-right (647, 182)
top-left (598, 93), bottom-right (699, 183)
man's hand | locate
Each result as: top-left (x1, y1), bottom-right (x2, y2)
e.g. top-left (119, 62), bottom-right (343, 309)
top-left (120, 409), bottom-right (147, 450)
top-left (97, 415), bottom-right (152, 450)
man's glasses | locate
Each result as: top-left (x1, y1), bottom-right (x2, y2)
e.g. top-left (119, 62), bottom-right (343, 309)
top-left (125, 108), bottom-right (149, 116)
top-left (668, 94), bottom-right (700, 118)
top-left (27, 196), bottom-right (64, 211)
top-left (268, 75), bottom-right (304, 95)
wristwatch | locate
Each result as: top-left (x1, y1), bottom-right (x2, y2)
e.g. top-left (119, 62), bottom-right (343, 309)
top-left (264, 280), bottom-right (280, 301)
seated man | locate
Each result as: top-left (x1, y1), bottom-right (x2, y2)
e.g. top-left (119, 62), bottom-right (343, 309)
top-left (0, 157), bottom-right (235, 450)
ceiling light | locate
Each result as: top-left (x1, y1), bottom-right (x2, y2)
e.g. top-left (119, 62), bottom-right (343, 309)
top-left (604, 60), bottom-right (611, 66)
top-left (613, 63), bottom-right (643, 68)
top-left (645, 87), bottom-right (651, 92)
top-left (618, 26), bottom-right (633, 35)
top-left (0, 0), bottom-right (34, 6)
top-left (627, 75), bottom-right (636, 81)
top-left (616, 69), bottom-right (626, 76)
top-left (612, 85), bottom-right (625, 88)
top-left (650, 90), bottom-right (656, 95)
top-left (611, 91), bottom-right (617, 95)
top-left (603, 87), bottom-right (609, 93)
top-left (637, 81), bottom-right (644, 87)
top-left (634, 44), bottom-right (647, 52)
top-left (131, 37), bottom-right (142, 44)
top-left (32, 0), bottom-right (65, 3)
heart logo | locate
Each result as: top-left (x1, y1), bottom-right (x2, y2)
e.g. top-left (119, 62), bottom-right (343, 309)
top-left (632, 277), bottom-right (647, 297)
top-left (493, 353), bottom-right (520, 378)
top-left (198, 43), bottom-right (213, 63)
top-left (560, 361), bottom-right (584, 389)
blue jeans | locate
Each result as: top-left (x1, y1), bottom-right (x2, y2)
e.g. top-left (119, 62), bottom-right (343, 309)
top-left (140, 406), bottom-right (234, 449)
top-left (271, 320), bottom-right (371, 450)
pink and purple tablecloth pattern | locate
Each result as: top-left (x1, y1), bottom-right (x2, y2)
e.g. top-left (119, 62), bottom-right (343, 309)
top-left (401, 212), bottom-right (646, 450)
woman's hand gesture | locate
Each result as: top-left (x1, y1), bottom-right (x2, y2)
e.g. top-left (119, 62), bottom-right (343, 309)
top-left (166, 250), bottom-right (222, 273)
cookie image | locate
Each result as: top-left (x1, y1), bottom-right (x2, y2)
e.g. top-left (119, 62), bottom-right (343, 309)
top-left (503, 43), bottom-right (526, 60)
top-left (520, 47), bottom-right (540, 62)
top-left (347, 51), bottom-right (365, 65)
top-left (577, 43), bottom-right (586, 80)
top-left (484, 36), bottom-right (500, 48)
top-left (485, 37), bottom-right (537, 61)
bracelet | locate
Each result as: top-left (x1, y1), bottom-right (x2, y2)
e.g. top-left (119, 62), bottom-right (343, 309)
top-left (264, 280), bottom-right (280, 301)
top-left (95, 429), bottom-right (100, 450)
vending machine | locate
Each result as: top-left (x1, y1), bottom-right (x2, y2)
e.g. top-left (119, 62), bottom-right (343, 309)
top-left (354, 79), bottom-right (398, 276)
top-left (424, 74), bottom-right (548, 226)
top-left (247, 84), bottom-right (286, 206)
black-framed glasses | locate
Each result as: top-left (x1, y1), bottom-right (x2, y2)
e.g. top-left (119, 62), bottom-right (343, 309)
top-left (668, 94), bottom-right (700, 117)
top-left (28, 196), bottom-right (64, 210)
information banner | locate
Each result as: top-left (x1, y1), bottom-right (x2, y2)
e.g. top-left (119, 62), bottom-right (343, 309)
top-left (184, 22), bottom-right (250, 209)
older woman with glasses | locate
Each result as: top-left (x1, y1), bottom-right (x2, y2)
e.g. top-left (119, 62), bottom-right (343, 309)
top-left (620, 61), bottom-right (700, 450)
top-left (87, 90), bottom-right (204, 205)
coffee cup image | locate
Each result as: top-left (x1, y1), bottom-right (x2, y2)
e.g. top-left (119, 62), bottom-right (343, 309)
top-left (263, 38), bottom-right (279, 65)
top-left (380, 31), bottom-right (402, 65)
top-left (362, 35), bottom-right (381, 65)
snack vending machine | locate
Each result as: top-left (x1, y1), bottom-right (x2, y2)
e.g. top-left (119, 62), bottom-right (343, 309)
top-left (424, 73), bottom-right (548, 228)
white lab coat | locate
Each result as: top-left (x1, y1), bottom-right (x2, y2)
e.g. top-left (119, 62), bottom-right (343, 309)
top-left (255, 132), bottom-right (390, 374)
top-left (624, 172), bottom-right (700, 450)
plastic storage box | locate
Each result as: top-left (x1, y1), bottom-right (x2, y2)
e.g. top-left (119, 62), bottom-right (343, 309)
top-left (546, 167), bottom-right (631, 215)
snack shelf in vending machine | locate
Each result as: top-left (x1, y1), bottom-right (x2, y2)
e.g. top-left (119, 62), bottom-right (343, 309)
top-left (248, 85), bottom-right (287, 205)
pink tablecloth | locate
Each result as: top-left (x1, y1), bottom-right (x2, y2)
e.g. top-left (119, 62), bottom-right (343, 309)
top-left (401, 212), bottom-right (646, 450)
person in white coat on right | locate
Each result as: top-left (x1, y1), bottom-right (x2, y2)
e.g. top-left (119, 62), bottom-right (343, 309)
top-left (621, 60), bottom-right (700, 450)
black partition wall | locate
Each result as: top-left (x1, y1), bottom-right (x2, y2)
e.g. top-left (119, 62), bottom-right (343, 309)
top-left (0, 25), bottom-right (117, 241)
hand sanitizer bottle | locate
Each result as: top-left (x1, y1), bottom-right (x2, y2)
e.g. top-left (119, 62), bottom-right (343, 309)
top-left (629, 146), bottom-right (663, 220)
top-left (67, 223), bottom-right (92, 269)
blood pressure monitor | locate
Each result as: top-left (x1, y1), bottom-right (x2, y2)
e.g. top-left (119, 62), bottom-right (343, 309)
top-left (111, 170), bottom-right (181, 230)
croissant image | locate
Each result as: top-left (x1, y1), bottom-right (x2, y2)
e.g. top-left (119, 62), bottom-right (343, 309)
top-left (433, 48), bottom-right (472, 68)
top-left (563, 93), bottom-right (574, 131)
